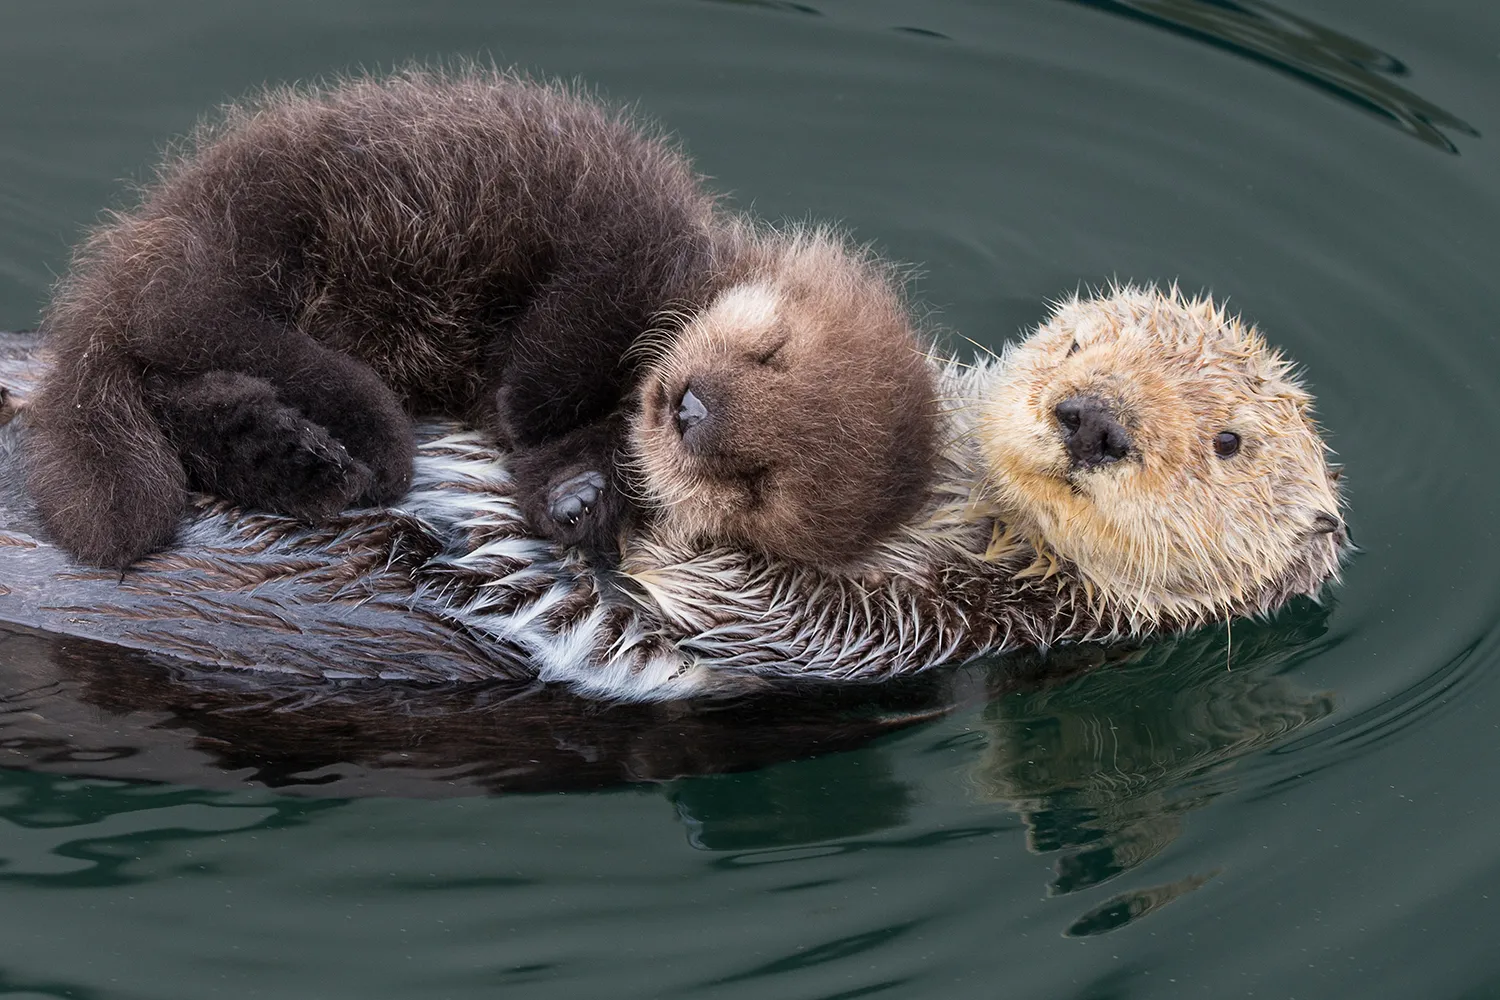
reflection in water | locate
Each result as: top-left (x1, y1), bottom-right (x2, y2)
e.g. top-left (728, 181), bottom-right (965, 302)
top-left (700, 0), bottom-right (822, 16)
top-left (969, 606), bottom-right (1335, 932)
top-left (0, 605), bottom-right (1335, 934)
top-left (1064, 870), bottom-right (1218, 937)
top-left (669, 751), bottom-right (915, 850)
top-left (665, 610), bottom-right (1333, 924)
top-left (0, 772), bottom-right (330, 887)
top-left (1068, 0), bottom-right (1477, 152)
top-left (0, 624), bottom-right (967, 798)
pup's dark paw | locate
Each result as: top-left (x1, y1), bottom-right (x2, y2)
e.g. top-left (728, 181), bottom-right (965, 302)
top-left (193, 406), bottom-right (374, 520)
top-left (547, 470), bottom-right (607, 528)
top-left (514, 464), bottom-right (632, 560)
top-left (155, 369), bottom-right (375, 520)
top-left (541, 468), bottom-right (629, 557)
top-left (287, 357), bottom-right (413, 505)
top-left (507, 419), bottom-right (638, 562)
top-left (295, 408), bottom-right (409, 508)
top-left (272, 418), bottom-right (376, 519)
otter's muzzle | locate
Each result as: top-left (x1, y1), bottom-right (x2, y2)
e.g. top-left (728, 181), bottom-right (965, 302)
top-left (1054, 395), bottom-right (1131, 469)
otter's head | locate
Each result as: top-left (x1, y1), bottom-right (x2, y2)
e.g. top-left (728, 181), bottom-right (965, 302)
top-left (979, 285), bottom-right (1348, 624)
top-left (632, 230), bottom-right (938, 570)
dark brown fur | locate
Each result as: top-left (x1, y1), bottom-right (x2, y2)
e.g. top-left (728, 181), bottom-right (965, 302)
top-left (25, 69), bottom-right (938, 569)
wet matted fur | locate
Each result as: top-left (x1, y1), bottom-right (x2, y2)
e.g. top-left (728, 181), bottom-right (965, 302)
top-left (24, 68), bottom-right (937, 572)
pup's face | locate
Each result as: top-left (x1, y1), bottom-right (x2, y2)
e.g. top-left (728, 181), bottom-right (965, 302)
top-left (978, 288), bottom-right (1346, 619)
top-left (632, 279), bottom-right (936, 569)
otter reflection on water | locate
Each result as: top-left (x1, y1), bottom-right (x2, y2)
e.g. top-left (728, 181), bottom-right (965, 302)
top-left (0, 605), bottom-right (1334, 936)
top-left (971, 608), bottom-right (1334, 933)
top-left (0, 603), bottom-right (1330, 798)
top-left (0, 623), bottom-right (964, 798)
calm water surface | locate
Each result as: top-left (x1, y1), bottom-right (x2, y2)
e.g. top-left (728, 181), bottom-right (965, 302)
top-left (1, 1), bottom-right (1498, 997)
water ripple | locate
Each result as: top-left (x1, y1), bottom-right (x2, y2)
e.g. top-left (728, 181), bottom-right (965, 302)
top-left (1066, 0), bottom-right (1479, 151)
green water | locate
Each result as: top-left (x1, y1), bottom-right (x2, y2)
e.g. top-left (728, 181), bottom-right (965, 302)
top-left (2, 1), bottom-right (1498, 996)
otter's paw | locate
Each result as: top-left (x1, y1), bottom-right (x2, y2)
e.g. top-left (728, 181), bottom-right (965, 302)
top-left (271, 354), bottom-right (414, 506)
top-left (319, 407), bottom-right (411, 507)
top-left (265, 417), bottom-right (377, 520)
top-left (158, 370), bottom-right (375, 520)
top-left (507, 420), bottom-right (637, 561)
top-left (547, 470), bottom-right (607, 528)
top-left (540, 467), bottom-right (629, 555)
top-left (515, 464), bottom-right (632, 560)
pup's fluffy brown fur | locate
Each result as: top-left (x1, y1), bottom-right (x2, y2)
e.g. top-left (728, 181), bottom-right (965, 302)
top-left (633, 225), bottom-right (936, 568)
top-left (25, 69), bottom-right (937, 569)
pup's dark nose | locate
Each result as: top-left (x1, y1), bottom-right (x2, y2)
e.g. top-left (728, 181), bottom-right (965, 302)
top-left (675, 386), bottom-right (710, 438)
top-left (1054, 395), bottom-right (1131, 468)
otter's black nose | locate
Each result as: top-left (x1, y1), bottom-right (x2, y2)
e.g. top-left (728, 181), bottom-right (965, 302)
top-left (1054, 396), bottom-right (1131, 468)
top-left (675, 386), bottom-right (710, 438)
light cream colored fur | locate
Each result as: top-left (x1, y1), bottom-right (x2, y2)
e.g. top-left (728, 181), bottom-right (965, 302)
top-left (977, 284), bottom-right (1346, 627)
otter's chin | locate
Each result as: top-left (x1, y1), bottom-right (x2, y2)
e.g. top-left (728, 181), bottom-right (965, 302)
top-left (627, 404), bottom-right (747, 541)
top-left (999, 466), bottom-right (1331, 621)
top-left (979, 429), bottom-right (1078, 531)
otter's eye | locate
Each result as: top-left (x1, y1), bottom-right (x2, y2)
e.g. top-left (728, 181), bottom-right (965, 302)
top-left (1066, 340), bottom-right (1081, 357)
top-left (1213, 431), bottom-right (1242, 458)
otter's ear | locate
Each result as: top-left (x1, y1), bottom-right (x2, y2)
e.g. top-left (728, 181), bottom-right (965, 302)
top-left (1311, 511), bottom-right (1341, 534)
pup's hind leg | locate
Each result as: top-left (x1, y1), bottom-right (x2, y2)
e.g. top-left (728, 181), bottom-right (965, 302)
top-left (137, 320), bottom-right (417, 507)
top-left (243, 343), bottom-right (417, 506)
top-left (23, 356), bottom-right (189, 569)
top-left (148, 371), bottom-right (376, 519)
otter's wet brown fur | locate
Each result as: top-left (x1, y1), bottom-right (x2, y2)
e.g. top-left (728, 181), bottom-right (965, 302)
top-left (24, 69), bottom-right (937, 571)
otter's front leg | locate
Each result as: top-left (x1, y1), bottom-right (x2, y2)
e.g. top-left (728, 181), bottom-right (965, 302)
top-left (507, 417), bottom-right (639, 562)
top-left (484, 258), bottom-right (646, 450)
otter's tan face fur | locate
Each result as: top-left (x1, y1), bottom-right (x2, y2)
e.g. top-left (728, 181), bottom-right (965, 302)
top-left (979, 285), bottom-right (1347, 624)
top-left (631, 230), bottom-right (937, 570)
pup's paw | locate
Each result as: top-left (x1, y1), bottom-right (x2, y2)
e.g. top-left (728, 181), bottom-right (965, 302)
top-left (518, 464), bottom-right (631, 560)
top-left (156, 369), bottom-right (375, 520)
top-left (271, 417), bottom-right (376, 519)
top-left (546, 469), bottom-right (607, 528)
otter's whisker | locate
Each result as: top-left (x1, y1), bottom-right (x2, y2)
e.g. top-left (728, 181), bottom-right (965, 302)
top-left (956, 333), bottom-right (1001, 362)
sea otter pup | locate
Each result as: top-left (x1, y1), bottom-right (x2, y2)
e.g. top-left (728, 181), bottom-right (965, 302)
top-left (0, 287), bottom-right (1348, 702)
top-left (23, 70), bottom-right (936, 571)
